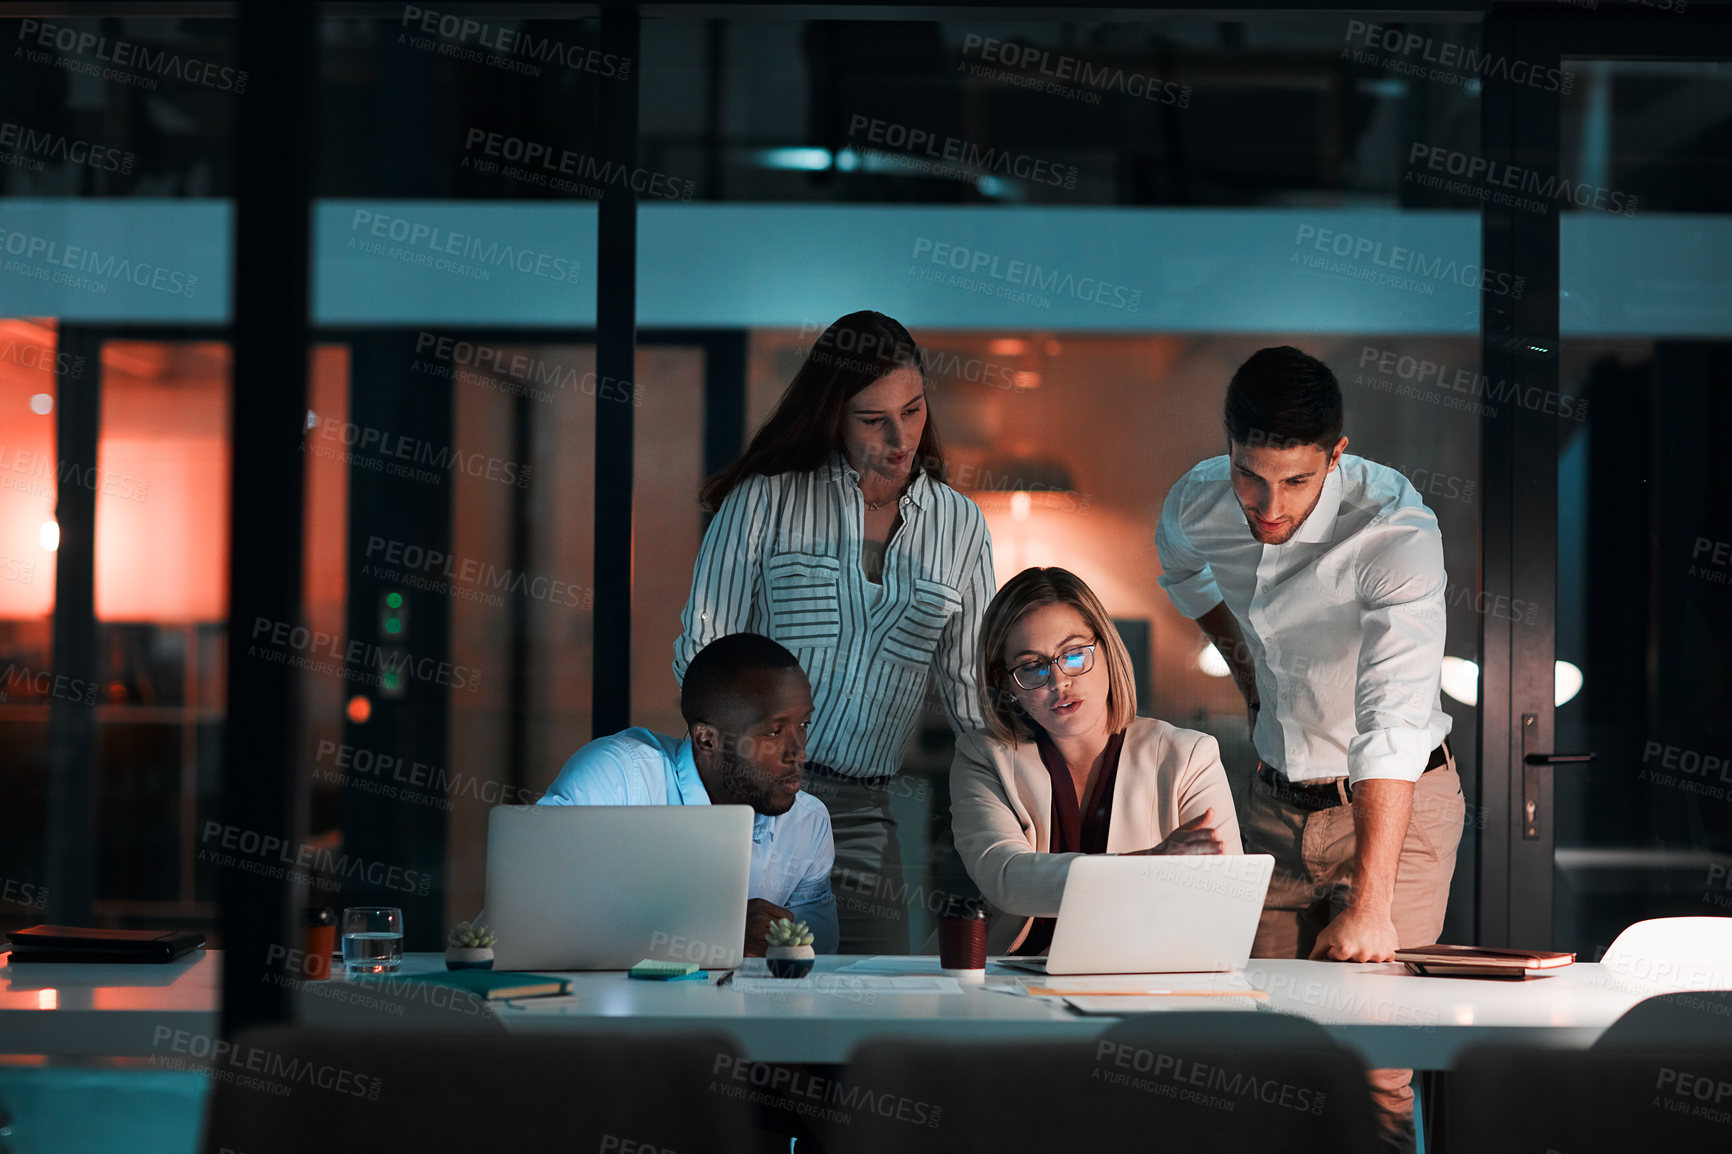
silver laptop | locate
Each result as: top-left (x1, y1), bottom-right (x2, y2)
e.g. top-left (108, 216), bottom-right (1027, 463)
top-left (1001, 854), bottom-right (1274, 976)
top-left (484, 805), bottom-right (753, 971)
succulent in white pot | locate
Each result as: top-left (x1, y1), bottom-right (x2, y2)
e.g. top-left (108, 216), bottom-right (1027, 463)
top-left (445, 921), bottom-right (496, 970)
top-left (764, 918), bottom-right (816, 979)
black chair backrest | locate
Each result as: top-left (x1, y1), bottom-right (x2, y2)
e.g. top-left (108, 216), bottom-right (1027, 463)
top-left (200, 1027), bottom-right (756, 1154)
top-left (1102, 1009), bottom-right (1339, 1049)
top-left (1593, 990), bottom-right (1732, 1049)
top-left (832, 1029), bottom-right (1379, 1154)
top-left (1452, 1043), bottom-right (1732, 1154)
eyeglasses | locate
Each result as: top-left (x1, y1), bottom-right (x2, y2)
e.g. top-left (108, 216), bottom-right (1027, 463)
top-left (1008, 643), bottom-right (1097, 690)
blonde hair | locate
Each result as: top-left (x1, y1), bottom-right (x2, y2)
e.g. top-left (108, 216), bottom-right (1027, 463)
top-left (976, 567), bottom-right (1138, 742)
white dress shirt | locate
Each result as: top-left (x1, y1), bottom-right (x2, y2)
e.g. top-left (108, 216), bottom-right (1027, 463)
top-left (540, 727), bottom-right (839, 953)
top-left (1155, 454), bottom-right (1451, 785)
top-left (675, 452), bottom-right (994, 779)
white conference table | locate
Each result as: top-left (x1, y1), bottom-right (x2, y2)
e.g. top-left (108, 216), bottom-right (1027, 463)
top-left (0, 949), bottom-right (1701, 1069)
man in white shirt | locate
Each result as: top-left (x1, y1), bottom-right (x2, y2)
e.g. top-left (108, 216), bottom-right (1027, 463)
top-left (540, 633), bottom-right (838, 955)
top-left (1155, 346), bottom-right (1463, 1151)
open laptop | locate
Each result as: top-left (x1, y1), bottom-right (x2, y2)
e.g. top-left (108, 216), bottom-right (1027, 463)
top-left (1000, 854), bottom-right (1274, 975)
top-left (484, 805), bottom-right (753, 971)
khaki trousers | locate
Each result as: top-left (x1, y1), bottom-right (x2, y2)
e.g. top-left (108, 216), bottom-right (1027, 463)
top-left (1244, 758), bottom-right (1465, 1146)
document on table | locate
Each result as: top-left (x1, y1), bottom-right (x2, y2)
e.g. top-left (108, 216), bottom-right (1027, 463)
top-left (840, 956), bottom-right (946, 974)
top-left (988, 972), bottom-right (1270, 1013)
top-left (1063, 995), bottom-right (1263, 1015)
top-left (1021, 973), bottom-right (1264, 997)
top-left (839, 956), bottom-right (1020, 976)
top-left (727, 975), bottom-right (966, 995)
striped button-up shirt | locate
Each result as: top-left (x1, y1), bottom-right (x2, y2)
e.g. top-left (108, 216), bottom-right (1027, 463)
top-left (676, 453), bottom-right (994, 779)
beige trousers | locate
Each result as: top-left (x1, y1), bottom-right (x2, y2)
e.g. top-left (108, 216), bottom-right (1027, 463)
top-left (1243, 758), bottom-right (1465, 1145)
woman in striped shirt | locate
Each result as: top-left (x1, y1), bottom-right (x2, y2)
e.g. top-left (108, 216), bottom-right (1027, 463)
top-left (675, 311), bottom-right (995, 953)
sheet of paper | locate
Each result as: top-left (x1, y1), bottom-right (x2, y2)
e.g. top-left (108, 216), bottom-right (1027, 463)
top-left (727, 975), bottom-right (966, 995)
top-left (1031, 987), bottom-right (1267, 1000)
top-left (980, 981), bottom-right (1051, 999)
top-left (840, 956), bottom-right (1019, 976)
top-left (1022, 973), bottom-right (1262, 997)
top-left (1064, 995), bottom-right (1263, 1015)
top-left (839, 956), bottom-right (945, 974)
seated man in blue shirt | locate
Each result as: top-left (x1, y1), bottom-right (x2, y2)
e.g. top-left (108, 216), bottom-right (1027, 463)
top-left (541, 632), bottom-right (838, 956)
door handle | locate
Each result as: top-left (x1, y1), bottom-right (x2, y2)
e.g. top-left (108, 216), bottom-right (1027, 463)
top-left (1521, 713), bottom-right (1595, 840)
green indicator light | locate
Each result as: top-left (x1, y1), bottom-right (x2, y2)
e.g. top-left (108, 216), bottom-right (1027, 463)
top-left (385, 592), bottom-right (403, 609)
top-left (385, 617), bottom-right (402, 635)
top-left (381, 669), bottom-right (404, 691)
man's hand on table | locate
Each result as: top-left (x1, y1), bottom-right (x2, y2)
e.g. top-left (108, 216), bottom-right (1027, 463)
top-left (1309, 906), bottom-right (1399, 963)
top-left (744, 898), bottom-right (794, 958)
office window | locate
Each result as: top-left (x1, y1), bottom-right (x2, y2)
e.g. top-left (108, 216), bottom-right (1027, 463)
top-left (4, 6), bottom-right (1725, 969)
top-left (641, 13), bottom-right (1492, 943)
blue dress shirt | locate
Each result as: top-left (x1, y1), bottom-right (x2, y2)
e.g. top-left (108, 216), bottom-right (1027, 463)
top-left (541, 727), bottom-right (839, 953)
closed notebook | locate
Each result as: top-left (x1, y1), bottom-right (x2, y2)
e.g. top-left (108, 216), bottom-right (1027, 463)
top-left (6, 925), bottom-right (205, 964)
top-left (1394, 944), bottom-right (1575, 978)
top-left (375, 970), bottom-right (572, 1000)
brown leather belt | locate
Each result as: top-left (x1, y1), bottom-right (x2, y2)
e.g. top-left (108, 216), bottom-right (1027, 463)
top-left (1256, 742), bottom-right (1449, 811)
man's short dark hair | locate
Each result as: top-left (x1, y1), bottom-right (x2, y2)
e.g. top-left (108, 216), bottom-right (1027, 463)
top-left (1224, 346), bottom-right (1344, 453)
top-left (680, 633), bottom-right (803, 729)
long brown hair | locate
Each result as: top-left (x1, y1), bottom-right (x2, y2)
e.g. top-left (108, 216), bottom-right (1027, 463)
top-left (977, 567), bottom-right (1139, 743)
top-left (700, 311), bottom-right (946, 512)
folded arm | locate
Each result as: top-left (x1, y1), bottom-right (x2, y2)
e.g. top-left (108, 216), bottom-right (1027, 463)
top-left (949, 734), bottom-right (1079, 917)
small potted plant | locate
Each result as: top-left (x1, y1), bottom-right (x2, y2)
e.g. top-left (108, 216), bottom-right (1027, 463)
top-left (764, 918), bottom-right (815, 979)
top-left (445, 921), bottom-right (496, 971)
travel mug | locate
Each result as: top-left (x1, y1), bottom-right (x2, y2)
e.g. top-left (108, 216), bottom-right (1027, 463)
top-left (937, 897), bottom-right (988, 979)
top-left (302, 906), bottom-right (334, 980)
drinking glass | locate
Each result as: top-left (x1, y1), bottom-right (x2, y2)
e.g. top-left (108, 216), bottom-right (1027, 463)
top-left (341, 907), bottom-right (404, 973)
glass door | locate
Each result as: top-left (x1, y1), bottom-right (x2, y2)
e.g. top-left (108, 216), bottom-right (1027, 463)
top-left (1550, 59), bottom-right (1732, 958)
top-left (1475, 12), bottom-right (1732, 951)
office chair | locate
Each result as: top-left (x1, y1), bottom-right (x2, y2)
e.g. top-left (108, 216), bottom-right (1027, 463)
top-left (831, 1022), bottom-right (1380, 1154)
top-left (1600, 916), bottom-right (1732, 990)
top-left (1595, 990), bottom-right (1732, 1048)
top-left (1451, 1043), bottom-right (1732, 1154)
top-left (200, 1028), bottom-right (758, 1154)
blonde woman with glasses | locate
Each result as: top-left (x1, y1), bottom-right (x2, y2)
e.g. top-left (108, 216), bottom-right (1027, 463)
top-left (951, 566), bottom-right (1239, 955)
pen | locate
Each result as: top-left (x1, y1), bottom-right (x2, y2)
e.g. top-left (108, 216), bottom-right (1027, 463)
top-left (716, 971), bottom-right (735, 988)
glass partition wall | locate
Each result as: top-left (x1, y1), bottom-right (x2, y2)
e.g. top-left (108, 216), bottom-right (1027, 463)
top-left (2, 5), bottom-right (1727, 1021)
top-left (658, 13), bottom-right (1492, 945)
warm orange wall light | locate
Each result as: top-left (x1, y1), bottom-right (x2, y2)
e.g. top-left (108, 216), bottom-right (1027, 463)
top-left (0, 333), bottom-right (232, 623)
top-left (0, 319), bottom-right (61, 619)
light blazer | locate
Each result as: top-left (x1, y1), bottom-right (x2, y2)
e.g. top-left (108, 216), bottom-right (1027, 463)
top-left (950, 716), bottom-right (1243, 954)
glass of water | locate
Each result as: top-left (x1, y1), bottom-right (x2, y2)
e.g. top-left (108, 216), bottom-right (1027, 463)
top-left (341, 907), bottom-right (404, 973)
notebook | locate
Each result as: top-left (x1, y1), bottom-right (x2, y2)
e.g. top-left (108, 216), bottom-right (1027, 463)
top-left (6, 925), bottom-right (206, 964)
top-left (1394, 944), bottom-right (1575, 978)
